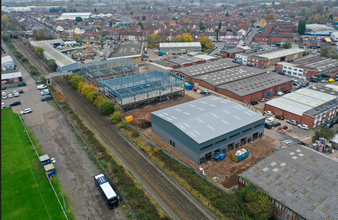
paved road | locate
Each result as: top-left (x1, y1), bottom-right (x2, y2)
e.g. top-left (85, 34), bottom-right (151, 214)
top-left (245, 28), bottom-right (257, 45)
top-left (1, 40), bottom-right (127, 220)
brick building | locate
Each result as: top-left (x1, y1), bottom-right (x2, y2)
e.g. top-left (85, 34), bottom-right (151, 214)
top-left (264, 86), bottom-right (338, 128)
top-left (220, 48), bottom-right (246, 58)
top-left (254, 34), bottom-right (293, 43)
top-left (216, 73), bottom-right (292, 104)
top-left (247, 55), bottom-right (269, 68)
top-left (275, 62), bottom-right (318, 80)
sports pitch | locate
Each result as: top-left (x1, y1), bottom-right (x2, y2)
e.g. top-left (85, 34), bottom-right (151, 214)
top-left (1, 108), bottom-right (67, 220)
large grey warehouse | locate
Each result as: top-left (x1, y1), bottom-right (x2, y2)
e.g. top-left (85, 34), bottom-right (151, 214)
top-left (159, 42), bottom-right (201, 53)
top-left (151, 96), bottom-right (265, 165)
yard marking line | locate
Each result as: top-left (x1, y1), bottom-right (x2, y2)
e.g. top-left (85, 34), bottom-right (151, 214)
top-left (10, 114), bottom-right (52, 220)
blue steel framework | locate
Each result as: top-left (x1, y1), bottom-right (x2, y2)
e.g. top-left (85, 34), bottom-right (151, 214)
top-left (97, 71), bottom-right (185, 112)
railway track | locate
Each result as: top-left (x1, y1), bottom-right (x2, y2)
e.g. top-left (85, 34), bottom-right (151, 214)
top-left (12, 39), bottom-right (213, 220)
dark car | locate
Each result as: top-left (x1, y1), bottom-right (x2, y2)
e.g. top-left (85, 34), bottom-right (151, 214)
top-left (9, 101), bottom-right (21, 106)
top-left (19, 89), bottom-right (24, 93)
top-left (272, 122), bottom-right (281, 127)
top-left (310, 78), bottom-right (318, 83)
top-left (251, 101), bottom-right (258, 105)
top-left (41, 95), bottom-right (52, 101)
top-left (247, 64), bottom-right (254, 67)
top-left (1, 86), bottom-right (6, 90)
top-left (302, 82), bottom-right (309, 87)
top-left (275, 115), bottom-right (284, 120)
top-left (232, 60), bottom-right (237, 63)
top-left (326, 123), bottom-right (333, 128)
top-left (143, 55), bottom-right (149, 58)
top-left (284, 90), bottom-right (291, 94)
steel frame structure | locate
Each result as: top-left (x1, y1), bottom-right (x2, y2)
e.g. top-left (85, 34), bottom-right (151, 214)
top-left (97, 71), bottom-right (185, 112)
top-left (79, 58), bottom-right (139, 84)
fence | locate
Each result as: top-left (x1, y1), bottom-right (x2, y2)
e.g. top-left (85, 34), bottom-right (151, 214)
top-left (2, 82), bottom-right (26, 89)
top-left (49, 87), bottom-right (138, 219)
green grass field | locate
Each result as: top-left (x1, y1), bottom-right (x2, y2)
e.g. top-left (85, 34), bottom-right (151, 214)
top-left (1, 108), bottom-right (67, 220)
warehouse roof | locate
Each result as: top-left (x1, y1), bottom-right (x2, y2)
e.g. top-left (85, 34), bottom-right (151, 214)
top-left (30, 41), bottom-right (76, 68)
top-left (152, 96), bottom-right (264, 144)
top-left (160, 42), bottom-right (201, 48)
top-left (175, 59), bottom-right (240, 77)
top-left (1, 71), bottom-right (22, 80)
top-left (218, 73), bottom-right (292, 97)
top-left (193, 66), bottom-right (266, 86)
top-left (1, 54), bottom-right (13, 64)
top-left (222, 48), bottom-right (245, 53)
top-left (293, 57), bottom-right (338, 73)
top-left (304, 98), bottom-right (338, 117)
top-left (58, 12), bottom-right (92, 20)
top-left (306, 24), bottom-right (336, 32)
top-left (240, 144), bottom-right (338, 220)
top-left (258, 48), bottom-right (305, 60)
top-left (265, 88), bottom-right (336, 116)
top-left (109, 41), bottom-right (143, 58)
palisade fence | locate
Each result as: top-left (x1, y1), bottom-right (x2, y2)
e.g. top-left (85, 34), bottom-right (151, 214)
top-left (49, 90), bottom-right (138, 220)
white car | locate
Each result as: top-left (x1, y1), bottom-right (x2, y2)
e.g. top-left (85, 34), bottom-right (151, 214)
top-left (298, 124), bottom-right (309, 130)
top-left (21, 108), bottom-right (32, 115)
top-left (8, 94), bottom-right (13, 98)
top-left (260, 98), bottom-right (268, 102)
top-left (1, 103), bottom-right (6, 109)
top-left (264, 111), bottom-right (272, 116)
top-left (2, 93), bottom-right (7, 99)
top-left (37, 84), bottom-right (48, 90)
top-left (266, 117), bottom-right (274, 123)
top-left (277, 91), bottom-right (284, 96)
top-left (13, 91), bottom-right (19, 97)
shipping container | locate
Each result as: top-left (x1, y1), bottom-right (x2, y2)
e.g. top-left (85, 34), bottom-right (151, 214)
top-left (185, 84), bottom-right (193, 90)
top-left (232, 149), bottom-right (249, 163)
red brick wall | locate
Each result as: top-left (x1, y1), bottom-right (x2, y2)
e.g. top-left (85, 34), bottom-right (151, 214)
top-left (217, 88), bottom-right (244, 101)
top-left (264, 104), bottom-right (284, 116)
top-left (251, 90), bottom-right (264, 102)
top-left (283, 111), bottom-right (302, 123)
top-left (191, 79), bottom-right (216, 91)
top-left (301, 114), bottom-right (315, 128)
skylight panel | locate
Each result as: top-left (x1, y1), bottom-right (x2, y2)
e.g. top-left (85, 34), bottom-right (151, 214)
top-left (197, 118), bottom-right (204, 123)
top-left (207, 125), bottom-right (215, 130)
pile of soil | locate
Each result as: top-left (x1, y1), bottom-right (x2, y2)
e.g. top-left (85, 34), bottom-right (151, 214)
top-left (139, 121), bottom-right (151, 129)
top-left (53, 92), bottom-right (67, 103)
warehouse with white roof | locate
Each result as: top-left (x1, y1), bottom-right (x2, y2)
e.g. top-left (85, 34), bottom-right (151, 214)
top-left (151, 96), bottom-right (265, 165)
top-left (159, 42), bottom-right (201, 53)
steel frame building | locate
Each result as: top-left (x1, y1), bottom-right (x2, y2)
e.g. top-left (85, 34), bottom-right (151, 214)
top-left (97, 71), bottom-right (185, 112)
top-left (80, 58), bottom-right (139, 84)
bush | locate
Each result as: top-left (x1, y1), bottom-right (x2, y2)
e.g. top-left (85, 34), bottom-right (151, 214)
top-left (131, 129), bottom-right (139, 138)
top-left (111, 111), bottom-right (122, 124)
top-left (47, 59), bottom-right (57, 71)
top-left (16, 53), bottom-right (23, 60)
top-left (21, 57), bottom-right (28, 63)
top-left (77, 81), bottom-right (85, 93)
top-left (69, 74), bottom-right (85, 89)
top-left (86, 90), bottom-right (100, 103)
top-left (118, 121), bottom-right (130, 129)
top-left (81, 84), bottom-right (95, 96)
top-left (94, 95), bottom-right (107, 107)
top-left (312, 127), bottom-right (334, 143)
top-left (98, 99), bottom-right (115, 115)
top-left (2, 33), bottom-right (10, 41)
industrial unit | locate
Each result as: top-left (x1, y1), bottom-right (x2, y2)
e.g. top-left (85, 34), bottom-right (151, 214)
top-left (108, 41), bottom-right (143, 63)
top-left (30, 40), bottom-right (78, 72)
top-left (98, 71), bottom-right (185, 112)
top-left (265, 86), bottom-right (338, 128)
top-left (57, 12), bottom-right (92, 21)
top-left (239, 144), bottom-right (338, 220)
top-left (79, 58), bottom-right (139, 84)
top-left (217, 73), bottom-right (293, 104)
top-left (1, 54), bottom-right (15, 70)
top-left (159, 42), bottom-right (201, 53)
top-left (151, 96), bottom-right (265, 165)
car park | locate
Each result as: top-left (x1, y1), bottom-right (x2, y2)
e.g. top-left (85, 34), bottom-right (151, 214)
top-left (275, 115), bottom-right (284, 120)
top-left (298, 124), bottom-right (309, 130)
top-left (37, 84), bottom-right (48, 90)
top-left (251, 101), bottom-right (258, 105)
top-left (260, 98), bottom-right (267, 102)
top-left (41, 95), bottom-right (52, 101)
top-left (9, 101), bottom-right (21, 106)
top-left (21, 108), bottom-right (32, 115)
top-left (272, 122), bottom-right (281, 127)
top-left (279, 125), bottom-right (288, 130)
top-left (287, 119), bottom-right (298, 126)
top-left (266, 118), bottom-right (274, 123)
top-left (264, 111), bottom-right (272, 116)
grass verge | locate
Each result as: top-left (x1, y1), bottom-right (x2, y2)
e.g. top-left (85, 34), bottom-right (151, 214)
top-left (1, 108), bottom-right (74, 220)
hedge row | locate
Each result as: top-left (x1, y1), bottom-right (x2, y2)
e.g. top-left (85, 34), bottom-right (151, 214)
top-left (59, 102), bottom-right (165, 220)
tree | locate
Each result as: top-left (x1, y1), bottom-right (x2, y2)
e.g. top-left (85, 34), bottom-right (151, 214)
top-left (74, 34), bottom-right (81, 41)
top-left (111, 111), bottom-right (122, 124)
top-left (226, 29), bottom-right (233, 32)
top-left (93, 95), bottom-right (107, 107)
top-left (96, 25), bottom-right (101, 30)
top-left (86, 90), bottom-right (100, 103)
top-left (239, 12), bottom-right (244, 17)
top-left (168, 7), bottom-right (170, 11)
top-left (321, 46), bottom-right (332, 58)
top-left (137, 22), bottom-right (144, 29)
top-left (35, 47), bottom-right (45, 59)
top-left (298, 20), bottom-right (306, 35)
top-left (260, 3), bottom-right (267, 9)
top-left (81, 84), bottom-right (96, 96)
top-left (312, 127), bottom-right (334, 143)
top-left (260, 19), bottom-right (266, 27)
top-left (130, 11), bottom-right (133, 15)
top-left (75, 17), bottom-right (83, 22)
top-left (98, 99), bottom-right (115, 115)
top-left (77, 81), bottom-right (85, 93)
top-left (73, 9), bottom-right (77, 12)
top-left (109, 21), bottom-right (113, 27)
top-left (175, 35), bottom-right (183, 42)
top-left (265, 13), bottom-right (275, 20)
top-left (1, 33), bottom-right (10, 41)
top-left (62, 8), bottom-right (67, 12)
top-left (328, 14), bottom-right (333, 21)
top-left (282, 41), bottom-right (292, 49)
top-left (200, 36), bottom-right (212, 49)
top-left (225, 12), bottom-right (229, 17)
top-left (94, 8), bottom-right (97, 13)
top-left (47, 59), bottom-right (57, 71)
top-left (142, 15), bottom-right (146, 20)
top-left (69, 74), bottom-right (85, 89)
top-left (182, 33), bottom-right (193, 42)
top-left (250, 19), bottom-right (257, 24)
top-left (150, 33), bottom-right (160, 45)
top-left (1, 15), bottom-right (9, 23)
top-left (184, 18), bottom-right (192, 23)
top-left (199, 22), bottom-right (206, 31)
top-left (218, 21), bottom-right (222, 30)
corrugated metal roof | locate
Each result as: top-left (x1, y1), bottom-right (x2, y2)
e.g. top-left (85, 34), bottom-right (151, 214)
top-left (240, 144), bottom-right (338, 220)
top-left (1, 55), bottom-right (13, 64)
top-left (265, 88), bottom-right (336, 116)
top-left (1, 71), bottom-right (22, 79)
top-left (160, 42), bottom-right (201, 48)
top-left (152, 96), bottom-right (264, 144)
top-left (258, 48), bottom-right (305, 60)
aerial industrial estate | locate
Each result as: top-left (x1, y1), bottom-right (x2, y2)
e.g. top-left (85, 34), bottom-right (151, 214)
top-left (1, 1), bottom-right (338, 220)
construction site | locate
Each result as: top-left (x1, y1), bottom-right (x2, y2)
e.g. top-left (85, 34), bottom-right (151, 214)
top-left (97, 71), bottom-right (185, 112)
top-left (79, 58), bottom-right (139, 84)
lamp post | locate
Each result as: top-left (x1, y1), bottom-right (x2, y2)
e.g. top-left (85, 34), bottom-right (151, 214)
top-left (51, 158), bottom-right (66, 212)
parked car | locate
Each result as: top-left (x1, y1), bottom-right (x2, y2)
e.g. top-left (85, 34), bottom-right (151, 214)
top-left (9, 101), bottom-right (21, 106)
top-left (41, 95), bottom-right (52, 101)
top-left (287, 119), bottom-right (298, 126)
top-left (142, 58), bottom-right (148, 61)
top-left (1, 103), bottom-right (6, 109)
top-left (262, 66), bottom-right (267, 69)
top-left (298, 124), bottom-right (309, 130)
top-left (284, 90), bottom-right (291, 94)
top-left (325, 123), bottom-right (333, 128)
top-left (272, 122), bottom-right (281, 127)
top-left (8, 94), bottom-right (13, 98)
top-left (247, 64), bottom-right (254, 67)
top-left (1, 86), bottom-right (6, 90)
top-left (310, 78), bottom-right (318, 83)
top-left (232, 60), bottom-right (237, 63)
top-left (260, 98), bottom-right (267, 102)
top-left (277, 91), bottom-right (284, 96)
top-left (13, 91), bottom-right (19, 97)
top-left (266, 118), bottom-right (274, 123)
top-left (19, 89), bottom-right (24, 93)
top-left (279, 125), bottom-right (288, 130)
top-left (21, 108), bottom-right (32, 115)
top-left (37, 84), bottom-right (48, 90)
top-left (144, 51), bottom-right (147, 53)
top-left (302, 82), bottom-right (309, 87)
top-left (251, 101), bottom-right (258, 105)
top-left (2, 93), bottom-right (7, 99)
top-left (264, 111), bottom-right (272, 116)
top-left (143, 55), bottom-right (149, 58)
top-left (275, 115), bottom-right (284, 120)
top-left (321, 80), bottom-right (328, 83)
